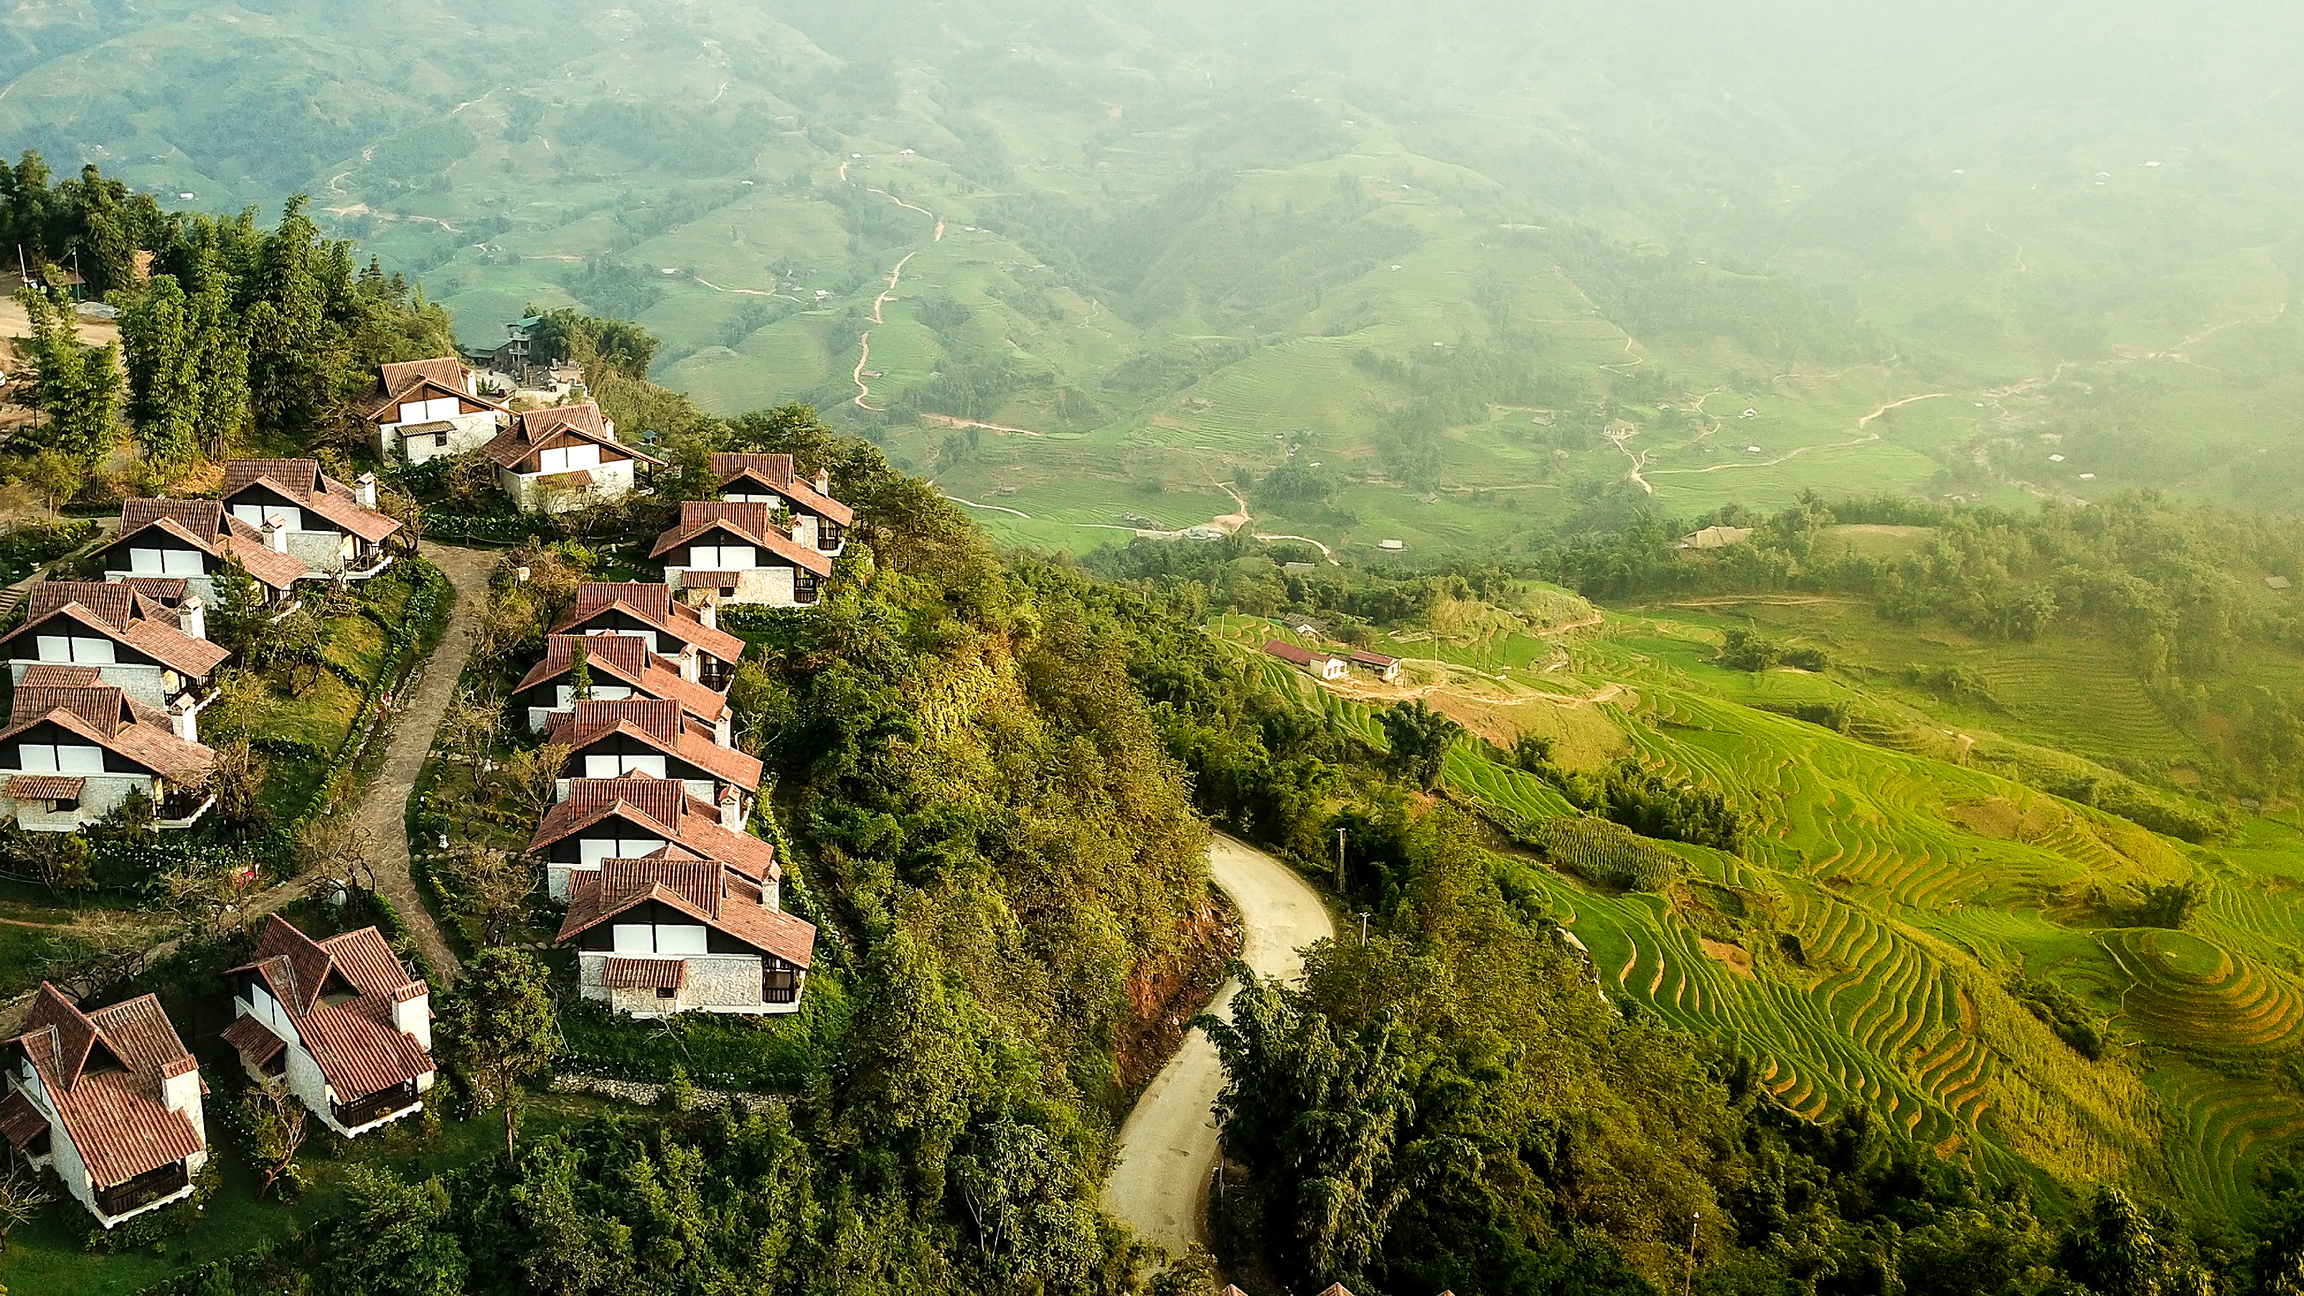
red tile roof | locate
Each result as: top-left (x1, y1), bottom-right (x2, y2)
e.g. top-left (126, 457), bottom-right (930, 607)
top-left (356, 357), bottom-right (506, 422)
top-left (7, 775), bottom-right (86, 801)
top-left (1350, 650), bottom-right (1400, 668)
top-left (559, 859), bottom-right (815, 967)
top-left (221, 459), bottom-right (401, 545)
top-left (226, 917), bottom-right (433, 1103)
top-left (0, 1090), bottom-right (44, 1151)
top-left (600, 958), bottom-right (686, 990)
top-left (18, 664), bottom-right (100, 688)
top-left (1262, 640), bottom-right (1339, 668)
top-left (649, 502), bottom-right (835, 576)
top-left (1, 679), bottom-right (215, 784)
top-left (483, 401), bottom-right (663, 472)
top-left (220, 1014), bottom-right (284, 1070)
top-left (7, 985), bottom-right (203, 1187)
top-left (545, 698), bottom-right (762, 791)
top-left (111, 501), bottom-right (312, 591)
top-left (709, 452), bottom-right (853, 526)
top-left (0, 596), bottom-right (229, 680)
top-left (529, 776), bottom-right (778, 879)
top-left (514, 634), bottom-right (730, 727)
top-left (554, 583), bottom-right (745, 664)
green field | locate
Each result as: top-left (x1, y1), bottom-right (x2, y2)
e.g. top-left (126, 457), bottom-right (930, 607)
top-left (1230, 595), bottom-right (2304, 1214)
top-left (14, 3), bottom-right (2304, 558)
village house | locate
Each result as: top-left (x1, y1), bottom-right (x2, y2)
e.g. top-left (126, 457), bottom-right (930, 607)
top-left (483, 401), bottom-right (663, 514)
top-left (650, 502), bottom-right (834, 608)
top-left (1350, 649), bottom-right (1403, 682)
top-left (528, 774), bottom-right (778, 900)
top-left (221, 916), bottom-right (436, 1138)
top-left (1264, 639), bottom-right (1348, 682)
top-left (709, 453), bottom-right (852, 556)
top-left (219, 459), bottom-right (400, 579)
top-left (0, 667), bottom-right (216, 831)
top-left (0, 985), bottom-right (207, 1228)
top-left (355, 356), bottom-right (509, 465)
top-left (557, 857), bottom-right (815, 1019)
top-left (552, 583), bottom-right (746, 690)
top-left (104, 499), bottom-right (312, 608)
top-left (513, 633), bottom-right (732, 739)
top-left (1, 582), bottom-right (227, 727)
top-left (545, 698), bottom-right (763, 818)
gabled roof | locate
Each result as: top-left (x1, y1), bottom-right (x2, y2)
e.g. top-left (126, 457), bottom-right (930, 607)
top-left (356, 356), bottom-right (505, 421)
top-left (558, 858), bottom-right (814, 967)
top-left (528, 775), bottom-right (778, 879)
top-left (709, 452), bottom-right (853, 526)
top-left (1350, 649), bottom-right (1400, 669)
top-left (113, 576), bottom-right (190, 607)
top-left (111, 501), bottom-right (315, 592)
top-left (2, 590), bottom-right (229, 679)
top-left (515, 634), bottom-right (730, 727)
top-left (1263, 640), bottom-right (1341, 669)
top-left (545, 698), bottom-right (763, 791)
top-left (0, 679), bottom-right (215, 783)
top-left (226, 916), bottom-right (432, 1101)
top-left (483, 401), bottom-right (664, 472)
top-left (6, 984), bottom-right (202, 1187)
top-left (221, 459), bottom-right (401, 545)
top-left (26, 581), bottom-right (177, 632)
top-left (554, 583), bottom-right (746, 664)
top-left (648, 502), bottom-right (835, 576)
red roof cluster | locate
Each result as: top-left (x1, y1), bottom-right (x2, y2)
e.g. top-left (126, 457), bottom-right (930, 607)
top-left (0, 985), bottom-right (203, 1188)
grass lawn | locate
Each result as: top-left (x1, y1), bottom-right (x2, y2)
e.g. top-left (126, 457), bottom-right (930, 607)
top-left (1, 1097), bottom-right (599, 1294)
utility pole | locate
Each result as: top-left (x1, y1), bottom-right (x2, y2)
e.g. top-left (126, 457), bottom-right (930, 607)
top-left (1358, 912), bottom-right (1370, 946)
top-left (1682, 1212), bottom-right (1699, 1296)
top-left (1335, 827), bottom-right (1347, 894)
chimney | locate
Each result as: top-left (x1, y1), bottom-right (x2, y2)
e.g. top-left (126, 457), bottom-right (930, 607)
top-left (715, 709), bottom-right (733, 747)
top-left (813, 467), bottom-right (830, 496)
top-left (679, 645), bottom-right (701, 684)
top-left (179, 595), bottom-right (207, 643)
top-left (265, 514), bottom-right (290, 553)
top-left (173, 698), bottom-right (198, 745)
top-left (393, 983), bottom-right (432, 1052)
top-left (696, 599), bottom-right (717, 631)
top-left (161, 1060), bottom-right (203, 1123)
top-left (763, 865), bottom-right (781, 911)
top-left (720, 785), bottom-right (745, 832)
top-left (356, 471), bottom-right (379, 510)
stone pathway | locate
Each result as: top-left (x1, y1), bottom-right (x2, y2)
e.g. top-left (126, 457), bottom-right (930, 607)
top-left (351, 543), bottom-right (496, 982)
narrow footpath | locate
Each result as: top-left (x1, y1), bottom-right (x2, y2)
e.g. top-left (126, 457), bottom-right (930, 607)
top-left (353, 543), bottom-right (495, 981)
top-left (1101, 834), bottom-right (1334, 1259)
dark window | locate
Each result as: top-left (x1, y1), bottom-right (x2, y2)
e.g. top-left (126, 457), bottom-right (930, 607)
top-left (655, 986), bottom-right (678, 1000)
top-left (818, 520), bottom-right (846, 551)
top-left (793, 571), bottom-right (821, 605)
top-left (27, 1128), bottom-right (49, 1157)
top-left (261, 1049), bottom-right (286, 1078)
top-left (433, 431), bottom-right (450, 448)
top-left (764, 965), bottom-right (799, 1003)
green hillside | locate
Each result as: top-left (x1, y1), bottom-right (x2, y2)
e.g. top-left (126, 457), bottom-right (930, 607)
top-left (13, 1), bottom-right (2304, 557)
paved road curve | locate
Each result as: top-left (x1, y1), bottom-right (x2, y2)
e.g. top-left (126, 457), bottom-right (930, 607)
top-left (1102, 833), bottom-right (1334, 1259)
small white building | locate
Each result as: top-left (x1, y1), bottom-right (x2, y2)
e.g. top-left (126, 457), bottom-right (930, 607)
top-left (513, 632), bottom-right (733, 738)
top-left (557, 858), bottom-right (814, 1019)
top-left (0, 984), bottom-right (207, 1228)
top-left (484, 401), bottom-right (663, 514)
top-left (221, 916), bottom-right (436, 1138)
top-left (0, 667), bottom-right (216, 831)
top-left (1263, 640), bottom-right (1348, 681)
top-left (546, 697), bottom-right (763, 818)
top-left (709, 453), bottom-right (851, 556)
top-left (219, 459), bottom-right (401, 579)
top-left (0, 582), bottom-right (226, 726)
top-left (104, 500), bottom-right (313, 608)
top-left (356, 357), bottom-right (510, 464)
top-left (651, 502), bottom-right (834, 608)
top-left (528, 774), bottom-right (780, 901)
top-left (552, 583), bottom-right (748, 690)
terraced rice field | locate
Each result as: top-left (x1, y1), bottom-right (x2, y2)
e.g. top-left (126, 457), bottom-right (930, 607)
top-left (2101, 929), bottom-right (2304, 1052)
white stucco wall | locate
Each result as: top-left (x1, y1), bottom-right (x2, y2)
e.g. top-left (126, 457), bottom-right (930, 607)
top-left (576, 952), bottom-right (792, 1018)
top-left (382, 411), bottom-right (500, 464)
top-left (499, 459), bottom-right (638, 515)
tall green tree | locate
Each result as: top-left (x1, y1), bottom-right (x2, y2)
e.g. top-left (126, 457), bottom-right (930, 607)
top-left (16, 287), bottom-right (122, 461)
top-left (206, 555), bottom-right (268, 656)
top-left (325, 1167), bottom-right (470, 1296)
top-left (436, 948), bottom-right (560, 1158)
top-left (1379, 699), bottom-right (1460, 790)
top-left (119, 273), bottom-right (201, 466)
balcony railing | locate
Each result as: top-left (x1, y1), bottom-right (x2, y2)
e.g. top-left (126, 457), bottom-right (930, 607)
top-left (94, 1159), bottom-right (188, 1219)
top-left (332, 1080), bottom-right (421, 1131)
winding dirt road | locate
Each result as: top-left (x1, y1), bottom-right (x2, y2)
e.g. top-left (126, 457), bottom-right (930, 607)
top-left (1103, 835), bottom-right (1333, 1259)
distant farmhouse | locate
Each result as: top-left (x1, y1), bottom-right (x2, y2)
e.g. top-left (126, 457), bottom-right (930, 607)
top-left (1680, 525), bottom-right (1753, 551)
top-left (1264, 639), bottom-right (1348, 681)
